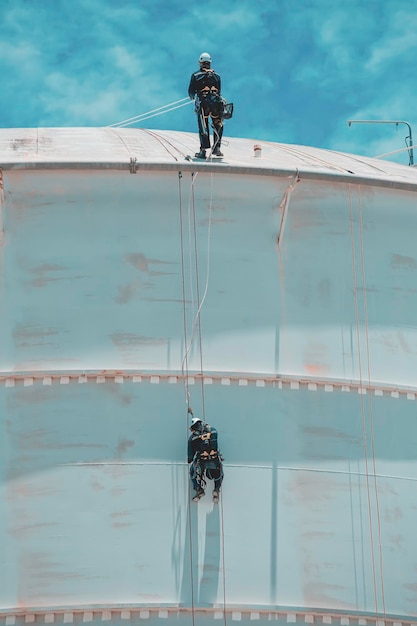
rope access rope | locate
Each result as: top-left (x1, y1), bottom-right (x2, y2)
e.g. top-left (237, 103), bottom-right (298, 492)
top-left (180, 172), bottom-right (214, 404)
top-left (140, 128), bottom-right (187, 160)
top-left (220, 487), bottom-right (227, 626)
top-left (181, 173), bottom-right (198, 394)
top-left (348, 185), bottom-right (380, 617)
top-left (107, 98), bottom-right (192, 128)
top-left (178, 171), bottom-right (196, 626)
top-left (178, 167), bottom-right (227, 625)
top-left (178, 171), bottom-right (190, 408)
top-left (356, 186), bottom-right (387, 615)
top-left (373, 143), bottom-right (417, 160)
top-left (191, 172), bottom-right (208, 419)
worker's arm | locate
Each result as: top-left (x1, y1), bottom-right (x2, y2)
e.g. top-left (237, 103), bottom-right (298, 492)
top-left (209, 427), bottom-right (219, 451)
top-left (187, 438), bottom-right (193, 463)
top-left (188, 74), bottom-right (196, 99)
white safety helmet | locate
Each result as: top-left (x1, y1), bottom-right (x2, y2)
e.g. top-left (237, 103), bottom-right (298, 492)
top-left (199, 52), bottom-right (212, 64)
top-left (190, 417), bottom-right (202, 429)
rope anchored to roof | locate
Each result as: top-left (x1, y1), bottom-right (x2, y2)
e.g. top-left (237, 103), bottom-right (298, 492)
top-left (107, 98), bottom-right (192, 128)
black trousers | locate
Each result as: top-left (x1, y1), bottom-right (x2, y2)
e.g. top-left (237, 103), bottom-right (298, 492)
top-left (195, 93), bottom-right (223, 150)
top-left (190, 456), bottom-right (224, 491)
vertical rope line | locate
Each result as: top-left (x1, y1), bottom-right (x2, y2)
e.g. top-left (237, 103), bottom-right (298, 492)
top-left (178, 172), bottom-right (190, 408)
top-left (181, 171), bottom-right (212, 391)
top-left (356, 186), bottom-right (386, 615)
top-left (180, 173), bottom-right (198, 383)
top-left (191, 173), bottom-right (206, 419)
top-left (178, 172), bottom-right (195, 626)
top-left (348, 184), bottom-right (380, 616)
top-left (220, 492), bottom-right (227, 626)
top-left (190, 168), bottom-right (226, 623)
top-left (188, 175), bottom-right (196, 363)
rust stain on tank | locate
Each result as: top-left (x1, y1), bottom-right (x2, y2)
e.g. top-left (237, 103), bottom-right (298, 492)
top-left (302, 426), bottom-right (361, 444)
top-left (27, 263), bottom-right (68, 288)
top-left (17, 430), bottom-right (107, 451)
top-left (126, 253), bottom-right (150, 271)
top-left (305, 363), bottom-right (327, 374)
top-left (289, 473), bottom-right (348, 504)
top-left (398, 332), bottom-right (412, 354)
top-left (9, 522), bottom-right (58, 539)
top-left (303, 584), bottom-right (352, 609)
top-left (101, 382), bottom-right (133, 406)
top-left (112, 332), bottom-right (166, 347)
top-left (114, 281), bottom-right (143, 304)
top-left (90, 479), bottom-right (104, 491)
top-left (126, 253), bottom-right (176, 276)
top-left (13, 324), bottom-right (60, 348)
top-left (111, 511), bottom-right (133, 529)
top-left (111, 510), bottom-right (130, 519)
top-left (317, 279), bottom-right (331, 298)
top-left (388, 533), bottom-right (405, 550)
top-left (301, 531), bottom-right (335, 540)
top-left (391, 253), bottom-right (417, 270)
top-left (290, 209), bottom-right (328, 234)
top-left (115, 438), bottom-right (135, 458)
top-left (384, 506), bottom-right (403, 523)
top-left (7, 388), bottom-right (50, 407)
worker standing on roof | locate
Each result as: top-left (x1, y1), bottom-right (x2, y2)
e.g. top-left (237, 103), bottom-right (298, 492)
top-left (188, 52), bottom-right (224, 159)
top-left (187, 408), bottom-right (223, 502)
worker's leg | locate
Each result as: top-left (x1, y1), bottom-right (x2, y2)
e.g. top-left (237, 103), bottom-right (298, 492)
top-left (196, 100), bottom-right (211, 150)
top-left (211, 117), bottom-right (223, 153)
top-left (208, 93), bottom-right (224, 154)
top-left (212, 461), bottom-right (223, 492)
top-left (189, 461), bottom-right (200, 491)
top-left (190, 459), bottom-right (206, 499)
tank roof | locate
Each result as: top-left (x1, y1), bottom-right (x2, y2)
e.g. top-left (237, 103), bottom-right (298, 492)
top-left (1, 127), bottom-right (417, 190)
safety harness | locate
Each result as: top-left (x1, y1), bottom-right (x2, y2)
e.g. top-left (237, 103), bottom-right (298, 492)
top-left (190, 426), bottom-right (223, 490)
top-left (194, 69), bottom-right (233, 121)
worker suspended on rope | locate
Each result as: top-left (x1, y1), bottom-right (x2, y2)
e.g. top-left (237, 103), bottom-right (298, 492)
top-left (187, 408), bottom-right (224, 503)
top-left (188, 52), bottom-right (226, 159)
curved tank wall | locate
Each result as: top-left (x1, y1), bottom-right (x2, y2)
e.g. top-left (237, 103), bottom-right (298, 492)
top-left (1, 129), bottom-right (417, 623)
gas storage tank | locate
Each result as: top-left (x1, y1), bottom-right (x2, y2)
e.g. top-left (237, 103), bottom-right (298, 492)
top-left (1, 128), bottom-right (417, 625)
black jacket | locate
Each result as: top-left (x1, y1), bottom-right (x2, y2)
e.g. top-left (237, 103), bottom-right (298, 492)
top-left (187, 423), bottom-right (219, 463)
top-left (188, 68), bottom-right (221, 99)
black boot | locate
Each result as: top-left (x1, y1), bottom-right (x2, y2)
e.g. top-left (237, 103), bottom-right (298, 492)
top-left (195, 149), bottom-right (206, 159)
top-left (192, 487), bottom-right (205, 502)
top-left (213, 147), bottom-right (223, 156)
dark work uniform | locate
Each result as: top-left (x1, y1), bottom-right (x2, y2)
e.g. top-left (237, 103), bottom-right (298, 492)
top-left (188, 422), bottom-right (223, 492)
top-left (188, 67), bottom-right (224, 151)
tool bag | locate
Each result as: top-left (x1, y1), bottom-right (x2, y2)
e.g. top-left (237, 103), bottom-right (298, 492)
top-left (222, 102), bottom-right (234, 119)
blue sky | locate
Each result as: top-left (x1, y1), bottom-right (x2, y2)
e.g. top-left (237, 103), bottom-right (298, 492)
top-left (1, 0), bottom-right (416, 164)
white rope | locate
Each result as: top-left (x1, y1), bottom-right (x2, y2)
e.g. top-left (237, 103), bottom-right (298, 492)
top-left (374, 143), bottom-right (417, 159)
top-left (107, 98), bottom-right (192, 128)
top-left (112, 102), bottom-right (193, 128)
top-left (181, 172), bottom-right (214, 377)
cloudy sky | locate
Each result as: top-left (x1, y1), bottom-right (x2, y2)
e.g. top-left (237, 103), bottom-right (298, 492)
top-left (1, 0), bottom-right (416, 164)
